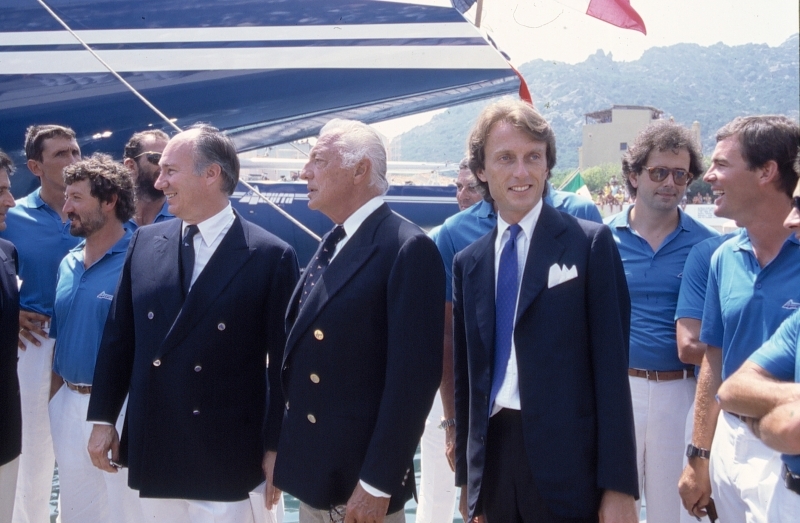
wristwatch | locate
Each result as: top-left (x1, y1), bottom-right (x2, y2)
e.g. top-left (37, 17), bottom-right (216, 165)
top-left (438, 417), bottom-right (456, 430)
top-left (686, 444), bottom-right (710, 459)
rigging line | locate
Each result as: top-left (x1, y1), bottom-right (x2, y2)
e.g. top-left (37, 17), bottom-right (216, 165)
top-left (37, 0), bottom-right (321, 242)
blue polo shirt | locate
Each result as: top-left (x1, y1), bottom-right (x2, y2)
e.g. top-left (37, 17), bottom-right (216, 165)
top-left (675, 233), bottom-right (737, 321)
top-left (606, 208), bottom-right (717, 370)
top-left (748, 310), bottom-right (800, 474)
top-left (126, 199), bottom-right (174, 231)
top-left (0, 189), bottom-right (81, 317)
top-left (700, 230), bottom-right (800, 380)
top-left (434, 185), bottom-right (601, 301)
top-left (51, 229), bottom-right (132, 385)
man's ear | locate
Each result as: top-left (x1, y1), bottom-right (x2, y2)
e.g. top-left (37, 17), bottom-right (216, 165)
top-left (628, 172), bottom-right (639, 189)
top-left (476, 169), bottom-right (487, 183)
top-left (204, 163), bottom-right (223, 187)
top-left (27, 159), bottom-right (43, 178)
top-left (102, 193), bottom-right (119, 214)
top-left (757, 160), bottom-right (780, 187)
top-left (123, 158), bottom-right (136, 172)
top-left (353, 158), bottom-right (371, 186)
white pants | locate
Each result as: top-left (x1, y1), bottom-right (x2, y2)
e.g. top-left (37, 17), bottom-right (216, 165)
top-left (709, 412), bottom-right (780, 523)
top-left (629, 375), bottom-right (695, 523)
top-left (140, 497), bottom-right (257, 523)
top-left (679, 401), bottom-right (709, 523)
top-left (0, 457), bottom-right (20, 523)
top-left (48, 386), bottom-right (143, 523)
top-left (416, 390), bottom-right (457, 523)
top-left (766, 469), bottom-right (800, 523)
top-left (13, 332), bottom-right (55, 523)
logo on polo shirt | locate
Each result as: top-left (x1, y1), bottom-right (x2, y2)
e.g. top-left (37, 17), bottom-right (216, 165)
top-left (97, 291), bottom-right (114, 301)
top-left (782, 299), bottom-right (800, 310)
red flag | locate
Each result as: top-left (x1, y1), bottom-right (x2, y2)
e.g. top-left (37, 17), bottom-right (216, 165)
top-left (586, 0), bottom-right (647, 34)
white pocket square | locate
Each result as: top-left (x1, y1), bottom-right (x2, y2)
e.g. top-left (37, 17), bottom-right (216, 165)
top-left (547, 263), bottom-right (578, 288)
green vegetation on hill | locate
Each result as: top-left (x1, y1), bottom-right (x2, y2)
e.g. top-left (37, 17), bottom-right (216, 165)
top-left (393, 35), bottom-right (800, 170)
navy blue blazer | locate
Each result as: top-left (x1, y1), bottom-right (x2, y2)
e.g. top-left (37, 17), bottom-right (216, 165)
top-left (274, 203), bottom-right (444, 514)
top-left (87, 212), bottom-right (299, 501)
top-left (0, 238), bottom-right (20, 467)
top-left (453, 204), bottom-right (638, 519)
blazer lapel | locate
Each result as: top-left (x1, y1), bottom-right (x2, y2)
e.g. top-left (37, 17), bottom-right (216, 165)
top-left (283, 205), bottom-right (389, 361)
top-left (516, 205), bottom-right (567, 321)
top-left (467, 230), bottom-right (497, 361)
top-left (159, 214), bottom-right (251, 355)
top-left (152, 221), bottom-right (184, 322)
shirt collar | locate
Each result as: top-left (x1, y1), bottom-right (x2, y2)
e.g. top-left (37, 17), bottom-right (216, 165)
top-left (733, 228), bottom-right (800, 252)
top-left (341, 196), bottom-right (384, 239)
top-left (183, 203), bottom-right (234, 246)
top-left (495, 198), bottom-right (543, 254)
top-left (475, 199), bottom-right (496, 219)
top-left (612, 205), bottom-right (690, 233)
top-left (157, 199), bottom-right (174, 219)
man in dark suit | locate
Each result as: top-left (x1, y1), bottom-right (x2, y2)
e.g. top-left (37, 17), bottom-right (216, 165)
top-left (0, 151), bottom-right (20, 523)
top-left (271, 119), bottom-right (444, 523)
top-left (86, 125), bottom-right (299, 522)
top-left (453, 99), bottom-right (638, 523)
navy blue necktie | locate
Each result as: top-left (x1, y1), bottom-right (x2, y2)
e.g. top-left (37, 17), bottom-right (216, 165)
top-left (180, 224), bottom-right (199, 297)
top-left (490, 223), bottom-right (522, 410)
top-left (299, 225), bottom-right (346, 307)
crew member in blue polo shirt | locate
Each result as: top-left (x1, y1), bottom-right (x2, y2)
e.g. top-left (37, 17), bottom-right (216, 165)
top-left (679, 116), bottom-right (800, 523)
top-left (716, 153), bottom-right (800, 523)
top-left (417, 151), bottom-right (602, 523)
top-left (122, 129), bottom-right (174, 230)
top-left (48, 153), bottom-right (143, 523)
top-left (606, 121), bottom-right (717, 523)
top-left (0, 124), bottom-right (82, 523)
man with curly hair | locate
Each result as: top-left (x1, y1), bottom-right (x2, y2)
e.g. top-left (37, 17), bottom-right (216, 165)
top-left (48, 153), bottom-right (143, 523)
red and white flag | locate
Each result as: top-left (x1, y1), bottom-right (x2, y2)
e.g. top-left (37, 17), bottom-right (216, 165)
top-left (556, 0), bottom-right (647, 34)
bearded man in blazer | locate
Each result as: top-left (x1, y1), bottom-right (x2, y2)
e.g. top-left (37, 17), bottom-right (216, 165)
top-left (453, 100), bottom-right (639, 523)
top-left (86, 125), bottom-right (299, 522)
top-left (270, 119), bottom-right (444, 523)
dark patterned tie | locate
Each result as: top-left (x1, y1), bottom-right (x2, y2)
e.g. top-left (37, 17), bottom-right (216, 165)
top-left (298, 225), bottom-right (346, 307)
top-left (490, 223), bottom-right (522, 410)
top-left (180, 224), bottom-right (199, 297)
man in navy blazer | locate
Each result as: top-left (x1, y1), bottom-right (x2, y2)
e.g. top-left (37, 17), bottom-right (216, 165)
top-left (271, 119), bottom-right (444, 523)
top-left (0, 152), bottom-right (20, 523)
top-left (86, 125), bottom-right (299, 521)
top-left (453, 100), bottom-right (638, 523)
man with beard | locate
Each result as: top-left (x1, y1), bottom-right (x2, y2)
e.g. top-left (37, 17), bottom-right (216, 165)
top-left (48, 153), bottom-right (143, 523)
top-left (122, 130), bottom-right (173, 229)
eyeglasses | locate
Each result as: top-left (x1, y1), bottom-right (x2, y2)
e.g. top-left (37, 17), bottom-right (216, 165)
top-left (133, 151), bottom-right (162, 165)
top-left (643, 166), bottom-right (693, 186)
top-left (793, 196), bottom-right (800, 212)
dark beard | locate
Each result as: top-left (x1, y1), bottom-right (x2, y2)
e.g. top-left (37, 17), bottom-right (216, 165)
top-left (136, 179), bottom-right (165, 201)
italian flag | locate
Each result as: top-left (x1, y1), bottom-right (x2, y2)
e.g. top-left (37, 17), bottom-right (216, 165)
top-left (559, 171), bottom-right (592, 200)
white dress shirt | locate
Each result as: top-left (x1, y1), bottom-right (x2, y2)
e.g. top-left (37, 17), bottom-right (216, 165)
top-left (182, 203), bottom-right (236, 290)
top-left (329, 196), bottom-right (384, 263)
top-left (491, 199), bottom-right (543, 416)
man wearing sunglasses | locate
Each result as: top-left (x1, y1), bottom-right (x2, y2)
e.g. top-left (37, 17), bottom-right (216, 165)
top-left (679, 116), bottom-right (800, 523)
top-left (606, 121), bottom-right (717, 523)
top-left (122, 130), bottom-right (173, 230)
top-left (717, 151), bottom-right (800, 522)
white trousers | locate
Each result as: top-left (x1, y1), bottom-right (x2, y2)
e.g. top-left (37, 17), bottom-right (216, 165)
top-left (0, 457), bottom-right (20, 523)
top-left (12, 332), bottom-right (55, 523)
top-left (679, 401), bottom-right (709, 523)
top-left (629, 375), bottom-right (695, 523)
top-left (48, 386), bottom-right (143, 523)
top-left (709, 412), bottom-right (780, 523)
top-left (766, 470), bottom-right (800, 523)
top-left (416, 390), bottom-right (457, 523)
top-left (140, 497), bottom-right (257, 523)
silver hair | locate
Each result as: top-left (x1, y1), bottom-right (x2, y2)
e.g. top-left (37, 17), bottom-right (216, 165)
top-left (319, 119), bottom-right (389, 195)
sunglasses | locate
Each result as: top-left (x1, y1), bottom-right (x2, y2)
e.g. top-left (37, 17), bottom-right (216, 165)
top-left (133, 151), bottom-right (162, 165)
top-left (793, 196), bottom-right (800, 212)
top-left (643, 166), bottom-right (693, 186)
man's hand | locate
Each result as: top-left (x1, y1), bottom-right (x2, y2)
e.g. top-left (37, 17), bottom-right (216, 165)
top-left (445, 426), bottom-right (456, 472)
top-left (18, 310), bottom-right (49, 349)
top-left (598, 490), bottom-right (637, 523)
top-left (678, 459), bottom-right (712, 519)
top-left (344, 482), bottom-right (390, 523)
top-left (262, 451), bottom-right (281, 510)
top-left (87, 424), bottom-right (120, 473)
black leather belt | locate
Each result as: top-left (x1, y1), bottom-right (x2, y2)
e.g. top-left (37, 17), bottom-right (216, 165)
top-left (784, 464), bottom-right (800, 495)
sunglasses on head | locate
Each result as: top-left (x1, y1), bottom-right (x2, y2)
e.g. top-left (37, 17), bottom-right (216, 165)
top-left (793, 196), bottom-right (800, 212)
top-left (133, 151), bottom-right (162, 165)
top-left (642, 166), bottom-right (693, 186)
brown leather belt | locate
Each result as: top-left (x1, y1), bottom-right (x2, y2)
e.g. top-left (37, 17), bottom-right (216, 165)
top-left (64, 380), bottom-right (92, 394)
top-left (628, 368), bottom-right (693, 381)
